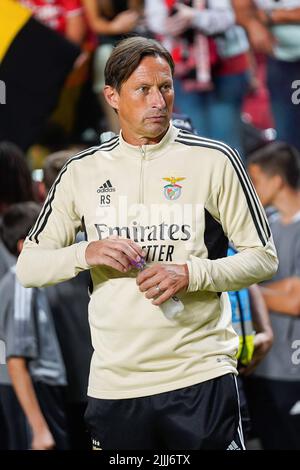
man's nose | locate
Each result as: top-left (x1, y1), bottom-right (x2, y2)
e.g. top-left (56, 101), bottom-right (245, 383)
top-left (149, 88), bottom-right (166, 108)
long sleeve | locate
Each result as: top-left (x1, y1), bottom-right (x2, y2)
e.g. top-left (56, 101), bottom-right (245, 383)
top-left (145, 0), bottom-right (168, 35)
top-left (145, 0), bottom-right (236, 36)
top-left (191, 9), bottom-right (235, 36)
top-left (187, 152), bottom-right (278, 293)
top-left (16, 162), bottom-right (90, 288)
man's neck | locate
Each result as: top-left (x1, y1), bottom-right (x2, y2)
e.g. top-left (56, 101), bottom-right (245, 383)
top-left (121, 127), bottom-right (169, 146)
top-left (273, 188), bottom-right (300, 224)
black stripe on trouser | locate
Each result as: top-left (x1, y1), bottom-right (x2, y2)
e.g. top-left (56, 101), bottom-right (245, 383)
top-left (175, 137), bottom-right (268, 246)
top-left (177, 131), bottom-right (271, 240)
top-left (84, 374), bottom-right (244, 450)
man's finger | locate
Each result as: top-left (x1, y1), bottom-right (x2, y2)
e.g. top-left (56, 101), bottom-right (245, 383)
top-left (145, 284), bottom-right (164, 300)
top-left (104, 248), bottom-right (131, 270)
top-left (116, 241), bottom-right (143, 262)
top-left (101, 254), bottom-right (129, 273)
top-left (152, 288), bottom-right (174, 306)
top-left (136, 265), bottom-right (160, 285)
top-left (108, 236), bottom-right (145, 259)
top-left (139, 273), bottom-right (163, 293)
top-left (127, 239), bottom-right (146, 257)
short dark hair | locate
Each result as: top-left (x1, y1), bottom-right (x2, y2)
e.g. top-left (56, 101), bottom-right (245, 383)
top-left (0, 141), bottom-right (34, 209)
top-left (0, 202), bottom-right (41, 256)
top-left (105, 36), bottom-right (175, 92)
top-left (43, 149), bottom-right (76, 191)
top-left (247, 141), bottom-right (300, 189)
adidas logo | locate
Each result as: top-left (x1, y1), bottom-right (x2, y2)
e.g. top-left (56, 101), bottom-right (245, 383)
top-left (227, 440), bottom-right (241, 450)
top-left (97, 179), bottom-right (116, 193)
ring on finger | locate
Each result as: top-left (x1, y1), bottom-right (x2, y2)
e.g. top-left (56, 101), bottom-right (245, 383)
top-left (155, 284), bottom-right (162, 294)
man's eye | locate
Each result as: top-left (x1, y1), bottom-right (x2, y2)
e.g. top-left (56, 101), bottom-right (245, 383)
top-left (161, 84), bottom-right (172, 92)
top-left (138, 87), bottom-right (148, 93)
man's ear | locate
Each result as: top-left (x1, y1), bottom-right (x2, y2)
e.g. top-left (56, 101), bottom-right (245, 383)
top-left (17, 239), bottom-right (24, 255)
top-left (103, 85), bottom-right (119, 111)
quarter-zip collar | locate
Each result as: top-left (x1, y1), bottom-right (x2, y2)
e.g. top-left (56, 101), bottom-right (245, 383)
top-left (118, 124), bottom-right (180, 160)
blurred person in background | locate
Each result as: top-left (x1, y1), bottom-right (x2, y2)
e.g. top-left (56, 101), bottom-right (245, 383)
top-left (0, 141), bottom-right (34, 219)
top-left (247, 141), bottom-right (300, 449)
top-left (16, 0), bottom-right (88, 161)
top-left (83, 0), bottom-right (148, 133)
top-left (233, 0), bottom-right (300, 151)
top-left (0, 0), bottom-right (82, 152)
top-left (42, 150), bottom-right (93, 449)
top-left (0, 141), bottom-right (35, 449)
top-left (0, 203), bottom-right (70, 450)
top-left (18, 0), bottom-right (86, 44)
top-left (146, 0), bottom-right (251, 155)
top-left (228, 245), bottom-right (274, 441)
top-left (0, 139), bottom-right (33, 273)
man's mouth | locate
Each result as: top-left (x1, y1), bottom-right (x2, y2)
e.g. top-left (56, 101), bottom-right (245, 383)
top-left (145, 115), bottom-right (167, 120)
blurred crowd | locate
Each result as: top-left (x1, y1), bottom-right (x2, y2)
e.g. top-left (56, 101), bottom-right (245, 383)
top-left (0, 0), bottom-right (300, 450)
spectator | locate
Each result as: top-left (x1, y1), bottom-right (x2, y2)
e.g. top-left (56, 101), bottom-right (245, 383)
top-left (83, 0), bottom-right (146, 133)
top-left (146, 0), bottom-right (251, 154)
top-left (18, 0), bottom-right (86, 44)
top-left (0, 141), bottom-right (34, 216)
top-left (233, 0), bottom-right (300, 151)
top-left (247, 141), bottom-right (300, 449)
top-left (0, 202), bottom-right (70, 449)
top-left (0, 141), bottom-right (35, 449)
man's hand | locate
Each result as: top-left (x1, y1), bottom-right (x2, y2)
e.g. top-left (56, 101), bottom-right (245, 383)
top-left (31, 425), bottom-right (55, 450)
top-left (136, 263), bottom-right (189, 305)
top-left (247, 19), bottom-right (276, 54)
top-left (85, 236), bottom-right (145, 273)
top-left (111, 10), bottom-right (140, 35)
top-left (165, 4), bottom-right (194, 36)
top-left (239, 330), bottom-right (273, 376)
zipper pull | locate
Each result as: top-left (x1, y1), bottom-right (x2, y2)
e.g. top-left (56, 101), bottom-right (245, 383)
top-left (140, 145), bottom-right (146, 159)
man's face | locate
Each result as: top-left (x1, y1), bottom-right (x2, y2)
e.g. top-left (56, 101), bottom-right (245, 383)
top-left (104, 55), bottom-right (174, 144)
top-left (248, 163), bottom-right (281, 207)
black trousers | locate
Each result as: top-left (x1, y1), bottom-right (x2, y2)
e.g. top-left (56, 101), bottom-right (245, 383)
top-left (0, 383), bottom-right (70, 449)
top-left (244, 376), bottom-right (300, 450)
top-left (84, 373), bottom-right (245, 450)
top-left (0, 384), bottom-right (30, 450)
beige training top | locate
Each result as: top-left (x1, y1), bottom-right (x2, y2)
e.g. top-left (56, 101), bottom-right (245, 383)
top-left (16, 125), bottom-right (278, 399)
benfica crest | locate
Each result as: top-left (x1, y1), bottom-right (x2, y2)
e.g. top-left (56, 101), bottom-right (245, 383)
top-left (163, 177), bottom-right (185, 200)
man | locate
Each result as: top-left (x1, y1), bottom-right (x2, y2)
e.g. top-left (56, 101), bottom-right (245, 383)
top-left (232, 0), bottom-right (300, 151)
top-left (247, 141), bottom-right (300, 449)
top-left (16, 36), bottom-right (278, 450)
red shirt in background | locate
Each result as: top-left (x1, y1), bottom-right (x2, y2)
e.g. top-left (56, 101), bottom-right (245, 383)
top-left (19, 0), bottom-right (82, 34)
